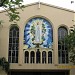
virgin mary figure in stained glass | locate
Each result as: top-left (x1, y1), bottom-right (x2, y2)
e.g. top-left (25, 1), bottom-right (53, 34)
top-left (34, 22), bottom-right (42, 44)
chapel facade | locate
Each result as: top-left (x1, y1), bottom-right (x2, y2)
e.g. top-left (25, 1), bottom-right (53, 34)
top-left (0, 2), bottom-right (75, 75)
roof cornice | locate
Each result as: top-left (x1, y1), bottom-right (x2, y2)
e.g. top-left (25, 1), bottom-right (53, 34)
top-left (0, 2), bottom-right (75, 13)
top-left (24, 2), bottom-right (75, 13)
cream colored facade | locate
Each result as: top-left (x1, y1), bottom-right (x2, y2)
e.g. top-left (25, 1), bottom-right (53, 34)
top-left (0, 2), bottom-right (75, 75)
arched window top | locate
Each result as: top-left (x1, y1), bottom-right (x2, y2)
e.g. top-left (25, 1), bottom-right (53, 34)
top-left (24, 17), bottom-right (53, 48)
top-left (31, 51), bottom-right (35, 53)
top-left (58, 26), bottom-right (68, 40)
top-left (31, 51), bottom-right (35, 57)
top-left (10, 26), bottom-right (19, 31)
top-left (9, 26), bottom-right (19, 38)
top-left (48, 51), bottom-right (52, 53)
top-left (42, 51), bottom-right (46, 56)
top-left (58, 26), bottom-right (67, 31)
top-left (25, 51), bottom-right (29, 57)
top-left (48, 51), bottom-right (52, 57)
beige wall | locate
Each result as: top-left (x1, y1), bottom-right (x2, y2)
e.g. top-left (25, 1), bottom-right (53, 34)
top-left (0, 2), bottom-right (75, 75)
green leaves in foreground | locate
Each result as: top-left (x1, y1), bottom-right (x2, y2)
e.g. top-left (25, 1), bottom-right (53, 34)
top-left (65, 26), bottom-right (75, 64)
top-left (1, 0), bottom-right (25, 22)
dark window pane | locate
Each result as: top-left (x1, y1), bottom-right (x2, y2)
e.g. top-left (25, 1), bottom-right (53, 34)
top-left (16, 46), bottom-right (18, 50)
top-left (25, 51), bottom-right (29, 63)
top-left (48, 51), bottom-right (52, 57)
top-left (48, 51), bottom-right (52, 63)
top-left (16, 57), bottom-right (18, 63)
top-left (58, 45), bottom-right (61, 50)
top-left (25, 51), bottom-right (29, 57)
top-left (65, 46), bottom-right (68, 50)
top-left (17, 32), bottom-right (19, 37)
top-left (12, 56), bottom-right (15, 63)
top-left (42, 51), bottom-right (46, 63)
top-left (36, 49), bottom-right (41, 63)
top-left (13, 30), bottom-right (16, 37)
top-left (58, 51), bottom-right (60, 57)
top-left (62, 57), bottom-right (65, 63)
top-left (9, 44), bottom-right (12, 49)
top-left (9, 38), bottom-right (12, 43)
top-left (8, 57), bottom-right (11, 63)
top-left (66, 57), bottom-right (68, 63)
top-left (9, 51), bottom-right (11, 56)
top-left (12, 51), bottom-right (15, 56)
top-left (13, 38), bottom-right (15, 43)
top-left (9, 47), bottom-right (12, 50)
top-left (16, 38), bottom-right (19, 43)
top-left (62, 45), bottom-right (64, 50)
top-left (30, 51), bottom-right (35, 63)
top-left (16, 51), bottom-right (18, 57)
top-left (9, 32), bottom-right (12, 37)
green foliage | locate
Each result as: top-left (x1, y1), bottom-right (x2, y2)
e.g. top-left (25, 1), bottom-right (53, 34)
top-left (1, 0), bottom-right (25, 22)
top-left (31, 25), bottom-right (35, 35)
top-left (0, 57), bottom-right (9, 73)
top-left (65, 26), bottom-right (75, 64)
top-left (42, 23), bottom-right (46, 41)
top-left (30, 25), bottom-right (35, 41)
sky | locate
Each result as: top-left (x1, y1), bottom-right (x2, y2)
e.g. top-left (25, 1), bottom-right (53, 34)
top-left (22, 0), bottom-right (75, 11)
top-left (0, 0), bottom-right (75, 11)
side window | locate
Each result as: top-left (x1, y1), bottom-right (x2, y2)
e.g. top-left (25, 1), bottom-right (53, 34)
top-left (58, 26), bottom-right (68, 64)
top-left (8, 26), bottom-right (19, 63)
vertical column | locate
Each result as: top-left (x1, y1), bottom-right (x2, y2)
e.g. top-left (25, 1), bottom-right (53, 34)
top-left (53, 27), bottom-right (58, 64)
top-left (18, 29), bottom-right (23, 65)
top-left (46, 51), bottom-right (48, 64)
top-left (29, 51), bottom-right (30, 64)
top-left (41, 50), bottom-right (42, 64)
top-left (74, 13), bottom-right (75, 24)
top-left (35, 50), bottom-right (36, 64)
top-left (23, 50), bottom-right (25, 63)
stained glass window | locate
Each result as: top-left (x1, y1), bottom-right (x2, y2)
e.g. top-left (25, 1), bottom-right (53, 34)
top-left (24, 17), bottom-right (53, 48)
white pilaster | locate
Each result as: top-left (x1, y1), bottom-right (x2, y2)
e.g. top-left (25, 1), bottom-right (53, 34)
top-left (46, 51), bottom-right (48, 64)
top-left (29, 51), bottom-right (30, 64)
top-left (35, 50), bottom-right (36, 64)
top-left (41, 50), bottom-right (42, 64)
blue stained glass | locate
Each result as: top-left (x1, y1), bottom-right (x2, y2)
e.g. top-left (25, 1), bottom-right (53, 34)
top-left (24, 17), bottom-right (53, 48)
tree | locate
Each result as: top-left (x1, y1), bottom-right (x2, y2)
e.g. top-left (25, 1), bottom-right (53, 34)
top-left (0, 0), bottom-right (25, 23)
top-left (65, 25), bottom-right (75, 64)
